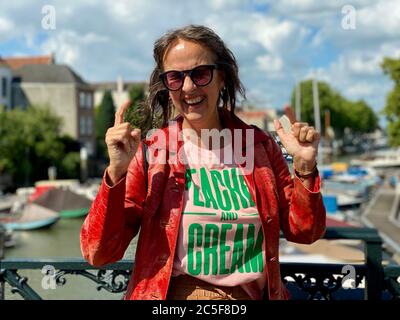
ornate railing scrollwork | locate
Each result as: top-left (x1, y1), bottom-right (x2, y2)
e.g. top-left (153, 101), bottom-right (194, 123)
top-left (282, 269), bottom-right (364, 300)
top-left (1, 269), bottom-right (41, 300)
top-left (0, 258), bottom-right (134, 300)
top-left (54, 269), bottom-right (132, 293)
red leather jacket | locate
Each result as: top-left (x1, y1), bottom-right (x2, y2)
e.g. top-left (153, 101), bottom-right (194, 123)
top-left (80, 110), bottom-right (326, 300)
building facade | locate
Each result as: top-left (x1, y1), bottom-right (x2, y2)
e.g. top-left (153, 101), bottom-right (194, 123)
top-left (236, 108), bottom-right (278, 132)
top-left (92, 76), bottom-right (147, 110)
top-left (0, 60), bottom-right (12, 110)
top-left (2, 55), bottom-right (95, 156)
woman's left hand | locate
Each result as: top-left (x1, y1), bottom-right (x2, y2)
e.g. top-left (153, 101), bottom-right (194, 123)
top-left (274, 105), bottom-right (320, 172)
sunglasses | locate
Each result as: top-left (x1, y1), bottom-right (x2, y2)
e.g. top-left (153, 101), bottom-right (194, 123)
top-left (159, 64), bottom-right (219, 91)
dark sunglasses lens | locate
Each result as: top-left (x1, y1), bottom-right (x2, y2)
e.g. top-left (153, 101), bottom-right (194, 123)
top-left (192, 66), bottom-right (213, 85)
top-left (165, 71), bottom-right (183, 90)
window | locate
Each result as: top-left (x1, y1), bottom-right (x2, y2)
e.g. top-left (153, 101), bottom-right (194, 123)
top-left (2, 77), bottom-right (7, 98)
top-left (79, 92), bottom-right (85, 108)
top-left (87, 117), bottom-right (93, 135)
top-left (85, 142), bottom-right (94, 156)
top-left (86, 93), bottom-right (92, 109)
top-left (80, 116), bottom-right (86, 135)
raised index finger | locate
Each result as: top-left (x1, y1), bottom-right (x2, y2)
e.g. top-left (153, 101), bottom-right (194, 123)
top-left (114, 100), bottom-right (132, 126)
top-left (284, 104), bottom-right (296, 124)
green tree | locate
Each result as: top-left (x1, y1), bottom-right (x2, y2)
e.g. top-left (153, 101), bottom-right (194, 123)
top-left (0, 105), bottom-right (80, 189)
top-left (125, 83), bottom-right (163, 137)
top-left (290, 80), bottom-right (378, 137)
top-left (125, 83), bottom-right (145, 128)
top-left (59, 152), bottom-right (80, 178)
top-left (95, 90), bottom-right (115, 159)
top-left (347, 100), bottom-right (378, 133)
top-left (382, 57), bottom-right (400, 146)
top-left (96, 90), bottom-right (115, 140)
top-left (57, 135), bottom-right (81, 179)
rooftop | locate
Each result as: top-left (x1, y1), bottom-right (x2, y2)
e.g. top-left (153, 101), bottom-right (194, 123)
top-left (13, 64), bottom-right (87, 85)
top-left (1, 54), bottom-right (54, 70)
top-left (0, 58), bottom-right (10, 68)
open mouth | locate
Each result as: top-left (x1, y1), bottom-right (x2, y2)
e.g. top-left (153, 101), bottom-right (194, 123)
top-left (184, 96), bottom-right (205, 106)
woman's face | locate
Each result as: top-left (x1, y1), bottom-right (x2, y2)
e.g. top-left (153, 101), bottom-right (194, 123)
top-left (162, 39), bottom-right (225, 130)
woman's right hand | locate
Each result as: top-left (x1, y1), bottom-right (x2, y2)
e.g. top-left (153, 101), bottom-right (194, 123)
top-left (105, 100), bottom-right (141, 184)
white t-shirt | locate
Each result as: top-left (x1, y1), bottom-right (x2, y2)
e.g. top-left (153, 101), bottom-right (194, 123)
top-left (172, 133), bottom-right (267, 300)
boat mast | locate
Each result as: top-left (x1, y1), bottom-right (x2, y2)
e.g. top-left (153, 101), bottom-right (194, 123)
top-left (295, 81), bottom-right (301, 121)
top-left (313, 78), bottom-right (323, 165)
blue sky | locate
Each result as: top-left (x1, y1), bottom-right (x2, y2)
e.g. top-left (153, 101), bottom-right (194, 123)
top-left (1, 0), bottom-right (399, 127)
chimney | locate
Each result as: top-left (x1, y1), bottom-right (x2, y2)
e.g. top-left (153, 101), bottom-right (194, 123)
top-left (50, 52), bottom-right (56, 64)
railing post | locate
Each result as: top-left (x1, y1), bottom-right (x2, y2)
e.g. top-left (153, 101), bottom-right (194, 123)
top-left (364, 235), bottom-right (384, 300)
top-left (0, 223), bottom-right (5, 300)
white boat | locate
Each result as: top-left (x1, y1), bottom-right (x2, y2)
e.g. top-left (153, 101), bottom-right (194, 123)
top-left (351, 148), bottom-right (400, 169)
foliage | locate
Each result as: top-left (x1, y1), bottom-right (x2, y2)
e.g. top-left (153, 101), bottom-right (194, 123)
top-left (126, 83), bottom-right (164, 136)
top-left (59, 152), bottom-right (80, 179)
top-left (95, 90), bottom-right (115, 159)
top-left (95, 90), bottom-right (115, 141)
top-left (0, 105), bottom-right (81, 188)
top-left (125, 83), bottom-right (146, 129)
top-left (382, 57), bottom-right (400, 146)
top-left (382, 57), bottom-right (400, 86)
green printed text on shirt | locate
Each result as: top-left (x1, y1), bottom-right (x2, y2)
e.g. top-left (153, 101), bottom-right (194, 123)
top-left (187, 223), bottom-right (264, 276)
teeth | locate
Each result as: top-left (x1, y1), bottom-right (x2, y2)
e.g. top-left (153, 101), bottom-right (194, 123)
top-left (185, 97), bottom-right (203, 104)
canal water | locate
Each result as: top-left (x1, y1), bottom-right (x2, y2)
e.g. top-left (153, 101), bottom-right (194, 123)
top-left (4, 217), bottom-right (138, 300)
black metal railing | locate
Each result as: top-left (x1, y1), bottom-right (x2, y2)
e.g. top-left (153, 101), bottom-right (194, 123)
top-left (1, 226), bottom-right (400, 300)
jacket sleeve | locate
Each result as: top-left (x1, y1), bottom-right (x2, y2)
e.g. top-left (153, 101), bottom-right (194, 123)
top-left (268, 138), bottom-right (326, 244)
top-left (80, 143), bottom-right (147, 266)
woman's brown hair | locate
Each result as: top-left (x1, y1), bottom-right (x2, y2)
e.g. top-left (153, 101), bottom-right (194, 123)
top-left (138, 24), bottom-right (245, 134)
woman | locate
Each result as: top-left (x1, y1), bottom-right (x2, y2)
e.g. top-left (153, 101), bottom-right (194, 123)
top-left (80, 24), bottom-right (326, 300)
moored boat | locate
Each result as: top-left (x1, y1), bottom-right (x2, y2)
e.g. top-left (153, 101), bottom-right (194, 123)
top-left (32, 188), bottom-right (92, 219)
top-left (0, 203), bottom-right (60, 231)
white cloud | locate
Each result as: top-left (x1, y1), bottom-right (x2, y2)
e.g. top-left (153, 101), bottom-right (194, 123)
top-left (345, 83), bottom-right (378, 97)
top-left (0, 16), bottom-right (13, 31)
top-left (267, 0), bottom-right (376, 19)
top-left (357, 0), bottom-right (400, 39)
top-left (41, 31), bottom-right (109, 65)
top-left (0, 16), bottom-right (14, 41)
top-left (311, 0), bottom-right (400, 50)
top-left (332, 53), bottom-right (381, 77)
top-left (42, 33), bottom-right (80, 65)
top-left (250, 16), bottom-right (310, 54)
top-left (206, 0), bottom-right (247, 11)
top-left (256, 54), bottom-right (283, 73)
top-left (326, 41), bottom-right (400, 85)
top-left (304, 68), bottom-right (331, 83)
